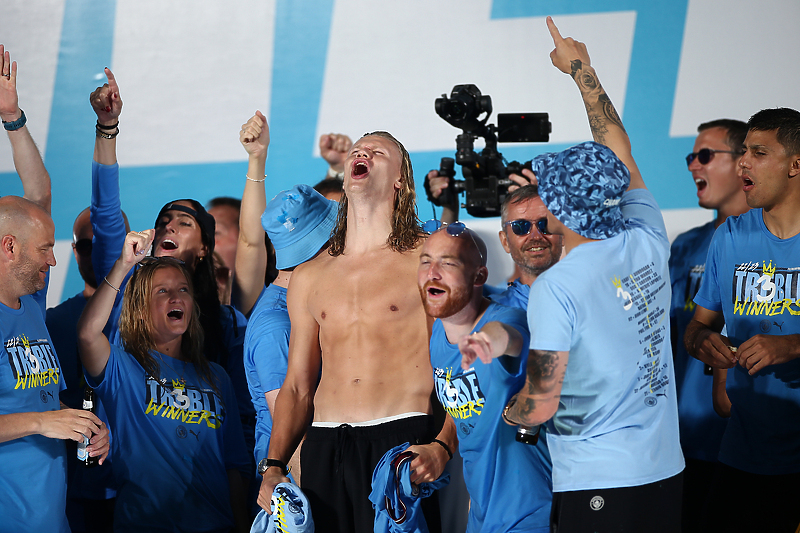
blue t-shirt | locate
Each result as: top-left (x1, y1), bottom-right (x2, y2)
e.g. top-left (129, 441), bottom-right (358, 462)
top-left (430, 301), bottom-right (551, 533)
top-left (528, 188), bottom-right (685, 492)
top-left (47, 292), bottom-right (117, 501)
top-left (668, 221), bottom-right (728, 462)
top-left (87, 345), bottom-right (250, 532)
top-left (694, 208), bottom-right (800, 475)
top-left (91, 160), bottom-right (255, 457)
top-left (489, 279), bottom-right (531, 310)
top-left (0, 288), bottom-right (69, 532)
top-left (244, 284), bottom-right (291, 464)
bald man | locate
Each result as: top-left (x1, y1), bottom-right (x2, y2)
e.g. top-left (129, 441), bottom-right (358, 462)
top-left (0, 197), bottom-right (108, 532)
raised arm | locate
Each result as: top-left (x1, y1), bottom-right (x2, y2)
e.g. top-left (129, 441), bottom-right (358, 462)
top-left (77, 229), bottom-right (153, 378)
top-left (1, 45), bottom-right (50, 213)
top-left (258, 264), bottom-right (321, 511)
top-left (89, 68), bottom-right (127, 282)
top-left (232, 111), bottom-right (270, 315)
top-left (319, 132), bottom-right (352, 178)
top-left (546, 17), bottom-right (644, 191)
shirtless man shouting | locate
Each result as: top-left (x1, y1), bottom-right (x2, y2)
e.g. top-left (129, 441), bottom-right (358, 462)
top-left (261, 132), bottom-right (455, 532)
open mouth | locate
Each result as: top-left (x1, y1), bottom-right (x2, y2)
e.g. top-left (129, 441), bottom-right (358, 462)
top-left (427, 286), bottom-right (446, 297)
top-left (694, 178), bottom-right (707, 193)
top-left (167, 308), bottom-right (184, 320)
top-left (161, 239), bottom-right (178, 251)
top-left (742, 176), bottom-right (754, 187)
top-left (353, 160), bottom-right (369, 177)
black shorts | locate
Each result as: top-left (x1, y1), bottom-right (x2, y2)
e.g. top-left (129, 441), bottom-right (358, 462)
top-left (551, 472), bottom-right (683, 533)
top-left (300, 415), bottom-right (441, 533)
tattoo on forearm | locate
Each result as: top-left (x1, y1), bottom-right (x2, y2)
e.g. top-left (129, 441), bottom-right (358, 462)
top-left (570, 59), bottom-right (582, 79)
top-left (528, 350), bottom-right (559, 380)
top-left (599, 94), bottom-right (626, 134)
top-left (588, 114), bottom-right (608, 144)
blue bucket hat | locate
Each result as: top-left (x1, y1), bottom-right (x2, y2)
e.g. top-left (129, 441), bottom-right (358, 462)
top-left (533, 141), bottom-right (629, 240)
top-left (262, 184), bottom-right (338, 270)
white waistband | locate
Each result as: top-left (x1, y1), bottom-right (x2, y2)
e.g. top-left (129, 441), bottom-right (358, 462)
top-left (312, 412), bottom-right (428, 428)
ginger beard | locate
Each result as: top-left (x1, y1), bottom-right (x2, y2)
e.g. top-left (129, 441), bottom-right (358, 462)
top-left (419, 278), bottom-right (472, 319)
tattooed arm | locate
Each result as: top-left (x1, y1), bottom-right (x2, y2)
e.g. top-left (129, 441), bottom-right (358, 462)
top-left (546, 16), bottom-right (645, 191)
top-left (504, 348), bottom-right (569, 427)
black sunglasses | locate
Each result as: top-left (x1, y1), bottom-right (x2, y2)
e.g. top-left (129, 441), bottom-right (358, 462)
top-left (504, 218), bottom-right (550, 236)
top-left (73, 238), bottom-right (92, 256)
top-left (685, 148), bottom-right (742, 167)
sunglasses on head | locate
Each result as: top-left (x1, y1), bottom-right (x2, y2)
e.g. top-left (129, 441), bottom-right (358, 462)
top-left (503, 218), bottom-right (549, 236)
top-left (422, 219), bottom-right (484, 261)
top-left (685, 148), bottom-right (742, 167)
top-left (73, 238), bottom-right (92, 256)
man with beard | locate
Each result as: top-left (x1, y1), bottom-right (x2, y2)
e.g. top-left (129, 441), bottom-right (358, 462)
top-left (493, 184), bottom-right (563, 309)
top-left (0, 44), bottom-right (108, 531)
top-left (418, 223), bottom-right (552, 532)
top-left (261, 132), bottom-right (456, 533)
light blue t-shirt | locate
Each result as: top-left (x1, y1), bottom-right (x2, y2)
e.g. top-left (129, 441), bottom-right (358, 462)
top-left (0, 287), bottom-right (69, 532)
top-left (430, 301), bottom-right (551, 533)
top-left (244, 284), bottom-right (291, 464)
top-left (668, 221), bottom-right (728, 462)
top-left (88, 345), bottom-right (250, 532)
top-left (528, 188), bottom-right (684, 492)
top-left (694, 208), bottom-right (800, 475)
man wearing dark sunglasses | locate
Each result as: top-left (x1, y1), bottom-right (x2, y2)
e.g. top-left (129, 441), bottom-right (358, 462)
top-left (418, 224), bottom-right (552, 532)
top-left (684, 107), bottom-right (800, 532)
top-left (669, 118), bottom-right (748, 532)
top-left (493, 185), bottom-right (563, 310)
top-left (502, 18), bottom-right (684, 533)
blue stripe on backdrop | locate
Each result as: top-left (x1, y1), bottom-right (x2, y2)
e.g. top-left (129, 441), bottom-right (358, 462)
top-left (490, 0), bottom-right (697, 209)
top-left (45, 0), bottom-right (118, 299)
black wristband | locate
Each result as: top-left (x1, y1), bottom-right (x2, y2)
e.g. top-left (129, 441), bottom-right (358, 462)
top-left (2, 109), bottom-right (26, 131)
top-left (96, 120), bottom-right (119, 130)
top-left (96, 126), bottom-right (119, 139)
top-left (257, 457), bottom-right (289, 476)
top-left (432, 438), bottom-right (453, 460)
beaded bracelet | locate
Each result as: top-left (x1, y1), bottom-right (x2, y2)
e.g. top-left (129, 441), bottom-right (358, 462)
top-left (246, 174), bottom-right (267, 183)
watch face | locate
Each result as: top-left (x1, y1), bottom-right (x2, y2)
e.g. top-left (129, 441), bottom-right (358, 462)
top-left (257, 458), bottom-right (269, 475)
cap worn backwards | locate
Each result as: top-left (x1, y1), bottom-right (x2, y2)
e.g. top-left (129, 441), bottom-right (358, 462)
top-left (155, 200), bottom-right (216, 254)
top-left (262, 184), bottom-right (338, 270)
top-left (533, 141), bottom-right (630, 240)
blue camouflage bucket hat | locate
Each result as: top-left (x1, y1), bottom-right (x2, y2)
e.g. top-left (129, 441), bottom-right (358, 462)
top-left (262, 184), bottom-right (338, 270)
top-left (533, 141), bottom-right (630, 240)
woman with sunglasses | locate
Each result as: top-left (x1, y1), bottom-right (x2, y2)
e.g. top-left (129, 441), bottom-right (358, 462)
top-left (77, 229), bottom-right (250, 532)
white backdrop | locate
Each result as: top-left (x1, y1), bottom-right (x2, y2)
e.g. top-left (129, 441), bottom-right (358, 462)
top-left (0, 0), bottom-right (797, 304)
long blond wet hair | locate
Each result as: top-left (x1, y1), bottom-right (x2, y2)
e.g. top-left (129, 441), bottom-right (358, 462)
top-left (329, 131), bottom-right (423, 255)
top-left (119, 259), bottom-right (217, 392)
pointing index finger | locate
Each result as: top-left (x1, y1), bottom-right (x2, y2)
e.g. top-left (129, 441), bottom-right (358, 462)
top-left (105, 67), bottom-right (119, 94)
top-left (546, 16), bottom-right (563, 44)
